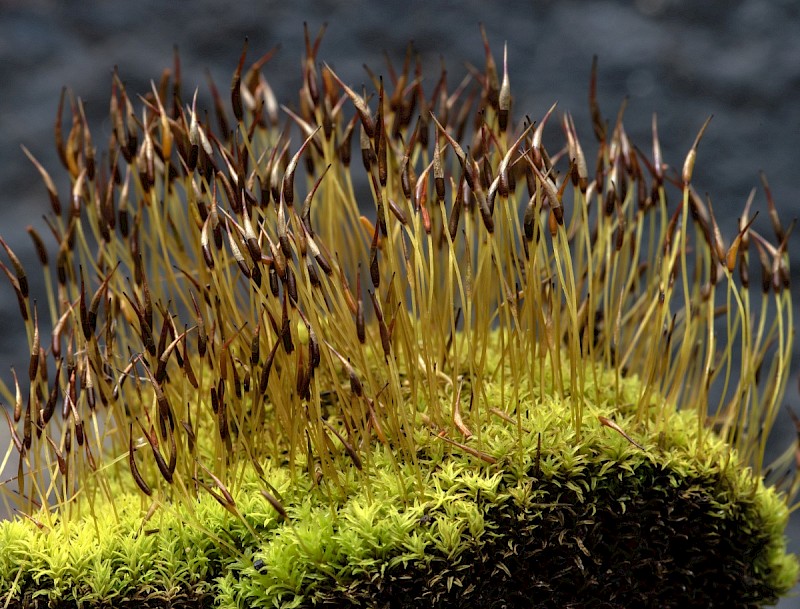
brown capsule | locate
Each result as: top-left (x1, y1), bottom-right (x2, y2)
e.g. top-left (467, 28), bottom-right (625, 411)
top-left (241, 212), bottom-right (262, 268)
top-left (74, 419), bottom-right (84, 447)
top-left (269, 265), bottom-right (279, 297)
top-left (356, 272), bottom-right (366, 344)
top-left (682, 115), bottom-right (712, 185)
top-left (259, 339), bottom-right (280, 395)
top-left (123, 291), bottom-right (156, 356)
top-left (225, 218), bottom-right (251, 278)
top-left (338, 115), bottom-right (357, 167)
top-left (250, 260), bottom-right (263, 288)
top-left (280, 293), bottom-right (294, 354)
top-left (598, 415), bottom-right (645, 451)
top-left (448, 174), bottom-right (466, 242)
top-left (400, 128), bottom-right (417, 200)
top-left (306, 260), bottom-right (320, 287)
top-left (433, 138), bottom-right (445, 203)
top-left (22, 146), bottom-right (62, 216)
top-left (418, 101), bottom-right (430, 149)
top-left (285, 266), bottom-right (298, 304)
top-left (452, 381), bottom-right (473, 439)
top-left (11, 368), bottom-right (22, 422)
top-left (198, 460), bottom-right (237, 508)
top-left (435, 432), bottom-right (497, 465)
top-left (376, 78), bottom-right (388, 187)
top-left (367, 290), bottom-right (389, 358)
top-left (38, 347), bottom-right (47, 385)
top-left (217, 395), bottom-right (229, 444)
top-left (181, 412), bottom-right (196, 454)
top-left (365, 393), bottom-right (388, 445)
top-left (145, 420), bottom-right (172, 484)
top-left (154, 326), bottom-right (172, 385)
top-left (498, 43), bottom-right (511, 132)
top-left (0, 260), bottom-right (27, 322)
top-left (22, 386), bottom-right (32, 450)
top-left (548, 208), bottom-right (559, 237)
top-left (308, 328), bottom-right (320, 370)
top-left (268, 236), bottom-right (287, 280)
top-left (2, 408), bottom-right (23, 455)
top-left (260, 489), bottom-right (288, 520)
top-left (201, 220), bottom-right (215, 269)
top-left (0, 238), bottom-right (28, 299)
top-left (231, 39), bottom-right (248, 123)
top-left (726, 213), bottom-right (759, 273)
top-left (523, 195), bottom-right (537, 242)
top-left (84, 437), bottom-right (97, 472)
top-left (186, 94), bottom-right (201, 172)
top-left (29, 305), bottom-right (40, 383)
top-left (50, 301), bottom-right (71, 359)
top-left (760, 171), bottom-right (785, 243)
top-left (86, 384), bottom-right (96, 411)
top-left (129, 425), bottom-right (152, 496)
top-left (42, 374), bottom-right (59, 425)
top-left (359, 124), bottom-right (373, 174)
top-left (323, 419), bottom-right (362, 470)
top-left (47, 435), bottom-right (67, 474)
top-left (369, 223), bottom-right (381, 290)
top-left (475, 190), bottom-right (494, 234)
top-left (480, 153), bottom-right (493, 193)
top-left (348, 364), bottom-right (363, 398)
top-left (26, 227), bottom-right (48, 266)
top-left (325, 64), bottom-right (375, 138)
top-left (387, 198), bottom-right (408, 226)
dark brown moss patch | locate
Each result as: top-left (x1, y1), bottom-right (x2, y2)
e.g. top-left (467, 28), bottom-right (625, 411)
top-left (301, 464), bottom-right (785, 609)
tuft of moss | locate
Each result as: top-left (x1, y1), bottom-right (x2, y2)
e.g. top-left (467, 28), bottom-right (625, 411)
top-left (0, 339), bottom-right (796, 608)
top-left (0, 25), bottom-right (796, 607)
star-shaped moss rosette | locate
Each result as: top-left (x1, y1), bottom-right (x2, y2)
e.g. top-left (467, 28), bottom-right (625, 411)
top-left (0, 26), bottom-right (796, 608)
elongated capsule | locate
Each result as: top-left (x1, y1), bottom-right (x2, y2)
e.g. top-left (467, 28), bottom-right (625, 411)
top-left (260, 489), bottom-right (288, 520)
top-left (28, 305), bottom-right (40, 382)
top-left (129, 425), bottom-right (152, 496)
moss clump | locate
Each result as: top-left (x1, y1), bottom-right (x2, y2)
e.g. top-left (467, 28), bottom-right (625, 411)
top-left (0, 342), bottom-right (795, 608)
top-left (0, 25), bottom-right (796, 607)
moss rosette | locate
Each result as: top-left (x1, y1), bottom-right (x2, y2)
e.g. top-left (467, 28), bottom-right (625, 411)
top-left (0, 355), bottom-right (795, 609)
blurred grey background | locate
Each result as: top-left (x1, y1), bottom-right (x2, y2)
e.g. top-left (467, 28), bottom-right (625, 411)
top-left (0, 0), bottom-right (798, 605)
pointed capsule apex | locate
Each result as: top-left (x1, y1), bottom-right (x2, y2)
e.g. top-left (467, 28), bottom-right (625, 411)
top-left (682, 115), bottom-right (712, 185)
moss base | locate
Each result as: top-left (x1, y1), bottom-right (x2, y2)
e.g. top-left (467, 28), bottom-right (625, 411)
top-left (1, 395), bottom-right (796, 609)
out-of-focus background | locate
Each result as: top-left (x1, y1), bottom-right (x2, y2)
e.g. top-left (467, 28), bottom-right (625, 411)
top-left (1, 0), bottom-right (798, 605)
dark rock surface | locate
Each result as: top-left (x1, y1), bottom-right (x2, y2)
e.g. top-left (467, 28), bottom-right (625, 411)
top-left (1, 1), bottom-right (798, 605)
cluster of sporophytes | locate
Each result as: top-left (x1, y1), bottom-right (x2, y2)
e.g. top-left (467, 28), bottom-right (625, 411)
top-left (0, 25), bottom-right (797, 608)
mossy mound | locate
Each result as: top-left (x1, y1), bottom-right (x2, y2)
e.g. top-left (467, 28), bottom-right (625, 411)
top-left (0, 363), bottom-right (795, 609)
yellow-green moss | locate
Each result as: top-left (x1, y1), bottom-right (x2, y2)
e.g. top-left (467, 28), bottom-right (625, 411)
top-left (0, 343), bottom-right (795, 608)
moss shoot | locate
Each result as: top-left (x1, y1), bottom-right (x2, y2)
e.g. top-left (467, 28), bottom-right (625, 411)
top-left (0, 25), bottom-right (796, 608)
